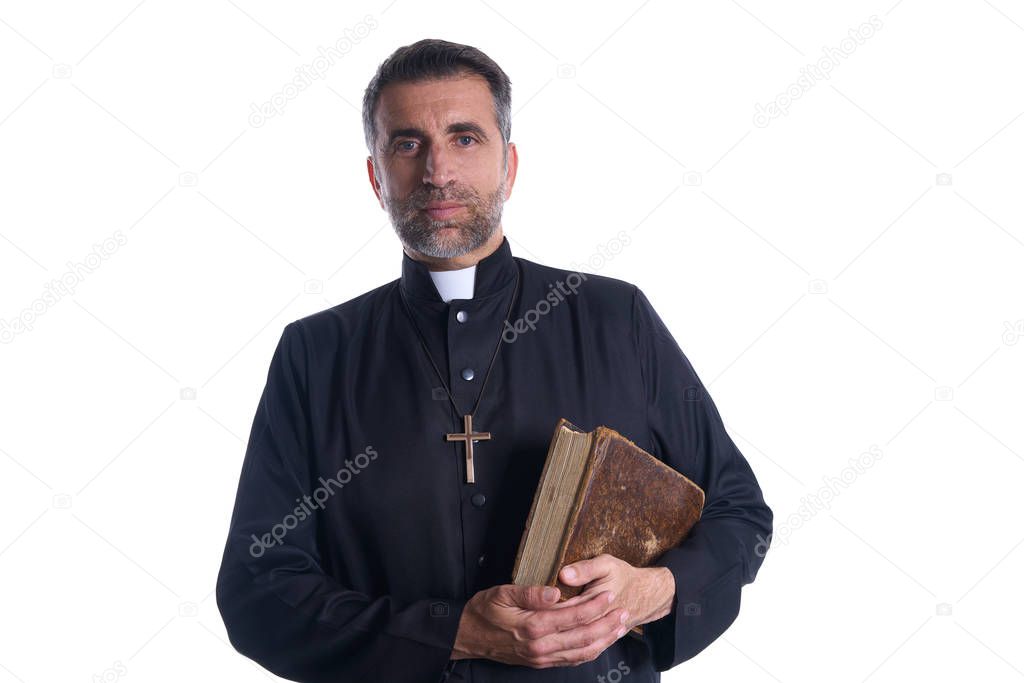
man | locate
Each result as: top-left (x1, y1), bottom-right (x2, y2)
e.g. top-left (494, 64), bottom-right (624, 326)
top-left (216, 38), bottom-right (773, 682)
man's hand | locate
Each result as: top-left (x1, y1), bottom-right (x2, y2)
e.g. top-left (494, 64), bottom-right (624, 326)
top-left (450, 583), bottom-right (629, 668)
top-left (558, 554), bottom-right (676, 631)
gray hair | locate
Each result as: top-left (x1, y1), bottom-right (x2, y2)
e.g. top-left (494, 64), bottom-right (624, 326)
top-left (362, 38), bottom-right (512, 167)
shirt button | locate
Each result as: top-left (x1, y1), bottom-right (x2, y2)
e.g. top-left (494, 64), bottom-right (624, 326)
top-left (461, 367), bottom-right (475, 381)
top-left (477, 554), bottom-right (487, 567)
top-left (456, 310), bottom-right (468, 323)
top-left (471, 493), bottom-right (486, 507)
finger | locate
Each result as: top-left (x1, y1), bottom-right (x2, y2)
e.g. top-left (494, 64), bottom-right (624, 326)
top-left (527, 607), bottom-right (629, 668)
top-left (560, 554), bottom-right (615, 587)
top-left (509, 584), bottom-right (560, 610)
top-left (547, 590), bottom-right (610, 611)
top-left (548, 587), bottom-right (616, 611)
top-left (535, 590), bottom-right (617, 634)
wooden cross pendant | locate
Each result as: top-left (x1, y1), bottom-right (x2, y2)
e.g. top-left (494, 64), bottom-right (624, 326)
top-left (445, 414), bottom-right (492, 484)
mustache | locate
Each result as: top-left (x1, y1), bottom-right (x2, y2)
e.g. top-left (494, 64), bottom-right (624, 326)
top-left (411, 192), bottom-right (475, 209)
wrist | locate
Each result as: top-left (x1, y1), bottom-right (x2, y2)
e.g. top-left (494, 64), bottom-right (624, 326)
top-left (450, 601), bottom-right (475, 660)
top-left (648, 566), bottom-right (675, 622)
top-left (450, 628), bottom-right (468, 660)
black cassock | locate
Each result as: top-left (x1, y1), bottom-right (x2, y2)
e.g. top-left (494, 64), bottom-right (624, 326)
top-left (216, 236), bottom-right (773, 682)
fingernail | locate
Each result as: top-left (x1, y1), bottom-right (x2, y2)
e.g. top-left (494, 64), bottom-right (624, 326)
top-left (617, 626), bottom-right (627, 637)
top-left (619, 611), bottom-right (628, 624)
top-left (563, 567), bottom-right (576, 580)
top-left (543, 587), bottom-right (558, 601)
top-left (606, 591), bottom-right (615, 604)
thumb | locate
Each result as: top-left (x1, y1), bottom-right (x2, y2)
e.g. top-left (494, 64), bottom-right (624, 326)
top-left (560, 556), bottom-right (605, 586)
top-left (512, 584), bottom-right (561, 610)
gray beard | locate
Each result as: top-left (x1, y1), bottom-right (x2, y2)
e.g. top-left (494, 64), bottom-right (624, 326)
top-left (385, 178), bottom-right (506, 259)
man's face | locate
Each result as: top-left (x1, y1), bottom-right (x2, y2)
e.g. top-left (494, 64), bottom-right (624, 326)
top-left (367, 73), bottom-right (517, 260)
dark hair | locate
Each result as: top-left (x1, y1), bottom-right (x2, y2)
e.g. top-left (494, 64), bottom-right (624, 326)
top-left (362, 39), bottom-right (512, 163)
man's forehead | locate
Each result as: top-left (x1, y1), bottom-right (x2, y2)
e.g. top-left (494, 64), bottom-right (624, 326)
top-left (376, 75), bottom-right (494, 131)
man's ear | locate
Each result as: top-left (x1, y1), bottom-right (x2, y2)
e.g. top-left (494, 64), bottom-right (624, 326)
top-left (366, 156), bottom-right (384, 209)
top-left (503, 142), bottom-right (519, 201)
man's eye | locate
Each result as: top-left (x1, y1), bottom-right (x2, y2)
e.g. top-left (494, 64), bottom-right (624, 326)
top-left (457, 135), bottom-right (476, 146)
top-left (396, 141), bottom-right (417, 152)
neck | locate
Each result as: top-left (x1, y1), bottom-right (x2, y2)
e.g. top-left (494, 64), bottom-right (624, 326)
top-left (404, 227), bottom-right (504, 271)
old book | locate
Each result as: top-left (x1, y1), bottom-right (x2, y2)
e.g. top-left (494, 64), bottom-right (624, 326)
top-left (511, 418), bottom-right (705, 636)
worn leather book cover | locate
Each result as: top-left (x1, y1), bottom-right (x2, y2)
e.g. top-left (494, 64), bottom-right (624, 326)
top-left (511, 418), bottom-right (706, 635)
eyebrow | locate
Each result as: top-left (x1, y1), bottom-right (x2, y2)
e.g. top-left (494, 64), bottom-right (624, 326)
top-left (386, 121), bottom-right (491, 147)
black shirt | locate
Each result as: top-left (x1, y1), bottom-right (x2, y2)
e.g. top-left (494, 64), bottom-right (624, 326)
top-left (215, 235), bottom-right (773, 682)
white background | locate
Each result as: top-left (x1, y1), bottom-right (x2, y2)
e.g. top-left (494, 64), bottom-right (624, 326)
top-left (1, 1), bottom-right (1023, 681)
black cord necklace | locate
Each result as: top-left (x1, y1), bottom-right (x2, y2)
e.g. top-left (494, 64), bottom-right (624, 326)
top-left (398, 266), bottom-right (521, 484)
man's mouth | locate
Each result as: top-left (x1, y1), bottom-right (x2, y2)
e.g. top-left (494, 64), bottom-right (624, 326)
top-left (423, 203), bottom-right (465, 220)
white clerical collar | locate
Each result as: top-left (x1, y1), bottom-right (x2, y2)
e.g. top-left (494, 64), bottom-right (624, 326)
top-left (429, 264), bottom-right (476, 302)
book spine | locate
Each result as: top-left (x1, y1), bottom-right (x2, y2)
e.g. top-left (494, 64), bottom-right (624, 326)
top-left (511, 419), bottom-right (571, 583)
top-left (546, 430), bottom-right (604, 594)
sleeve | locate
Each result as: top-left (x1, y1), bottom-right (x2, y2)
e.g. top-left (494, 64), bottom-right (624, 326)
top-left (215, 321), bottom-right (467, 683)
top-left (630, 286), bottom-right (774, 670)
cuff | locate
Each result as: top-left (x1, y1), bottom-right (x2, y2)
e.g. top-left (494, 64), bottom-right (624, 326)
top-left (644, 544), bottom-right (743, 670)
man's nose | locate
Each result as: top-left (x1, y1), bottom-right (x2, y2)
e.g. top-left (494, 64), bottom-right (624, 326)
top-left (423, 143), bottom-right (458, 187)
